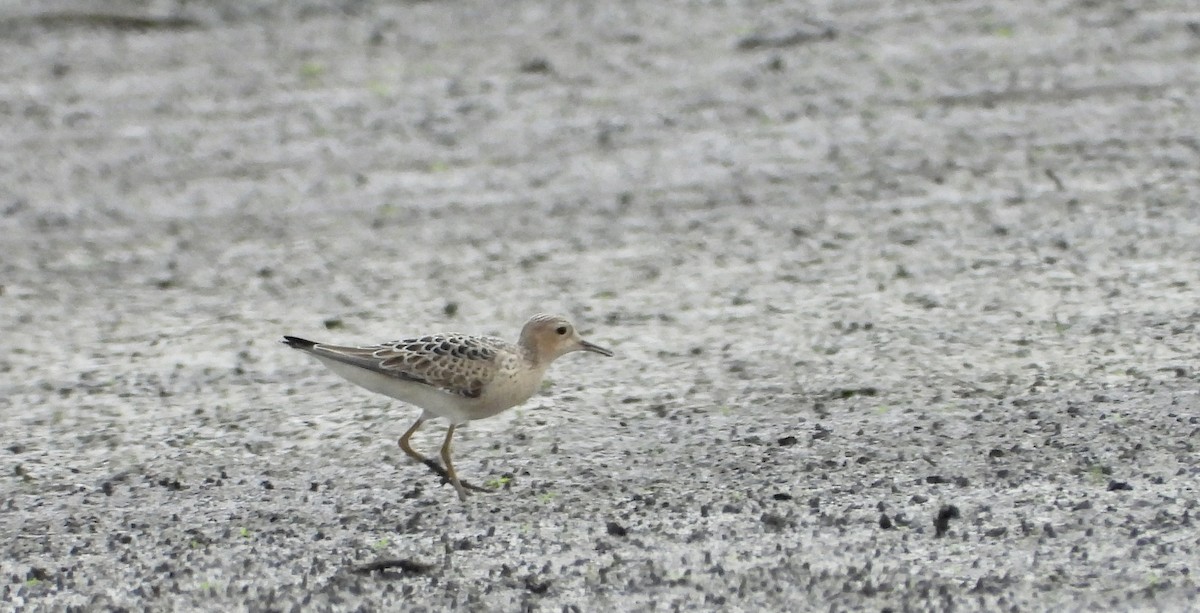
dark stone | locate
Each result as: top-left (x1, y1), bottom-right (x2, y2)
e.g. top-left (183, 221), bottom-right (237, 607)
top-left (934, 505), bottom-right (960, 538)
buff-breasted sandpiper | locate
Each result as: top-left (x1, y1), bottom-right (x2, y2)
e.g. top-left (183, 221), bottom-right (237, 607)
top-left (282, 313), bottom-right (612, 500)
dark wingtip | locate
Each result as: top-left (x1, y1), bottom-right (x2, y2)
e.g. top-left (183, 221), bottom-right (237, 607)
top-left (281, 335), bottom-right (317, 350)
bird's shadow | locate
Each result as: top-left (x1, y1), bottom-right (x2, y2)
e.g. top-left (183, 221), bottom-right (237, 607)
top-left (419, 458), bottom-right (492, 493)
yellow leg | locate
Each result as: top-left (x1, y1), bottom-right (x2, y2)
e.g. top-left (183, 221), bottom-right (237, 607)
top-left (399, 417), bottom-right (487, 497)
top-left (440, 424), bottom-right (468, 501)
top-left (398, 417), bottom-right (427, 464)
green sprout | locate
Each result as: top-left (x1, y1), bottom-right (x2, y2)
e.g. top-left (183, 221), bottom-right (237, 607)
top-left (299, 62), bottom-right (325, 83)
top-left (367, 80), bottom-right (391, 96)
top-left (485, 476), bottom-right (511, 489)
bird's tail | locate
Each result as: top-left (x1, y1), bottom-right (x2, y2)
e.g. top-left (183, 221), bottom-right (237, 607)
top-left (281, 336), bottom-right (317, 350)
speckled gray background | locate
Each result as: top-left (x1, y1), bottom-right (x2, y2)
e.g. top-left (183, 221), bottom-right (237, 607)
top-left (3, 0), bottom-right (1200, 610)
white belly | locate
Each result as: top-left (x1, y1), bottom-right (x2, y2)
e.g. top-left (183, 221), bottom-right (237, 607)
top-left (314, 356), bottom-right (480, 424)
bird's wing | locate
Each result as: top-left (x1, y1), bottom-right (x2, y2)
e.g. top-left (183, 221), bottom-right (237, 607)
top-left (299, 334), bottom-right (506, 398)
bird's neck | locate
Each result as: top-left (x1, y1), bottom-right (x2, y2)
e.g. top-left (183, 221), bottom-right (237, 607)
top-left (519, 344), bottom-right (546, 368)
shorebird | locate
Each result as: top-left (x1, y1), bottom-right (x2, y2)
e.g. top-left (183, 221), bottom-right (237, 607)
top-left (282, 313), bottom-right (612, 500)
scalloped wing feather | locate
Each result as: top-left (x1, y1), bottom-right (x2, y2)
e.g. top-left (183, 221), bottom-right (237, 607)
top-left (306, 334), bottom-right (510, 399)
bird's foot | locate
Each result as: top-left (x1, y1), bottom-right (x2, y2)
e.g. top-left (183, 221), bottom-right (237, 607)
top-left (420, 458), bottom-right (491, 493)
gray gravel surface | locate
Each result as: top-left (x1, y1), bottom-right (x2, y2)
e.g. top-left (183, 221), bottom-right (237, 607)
top-left (3, 0), bottom-right (1200, 610)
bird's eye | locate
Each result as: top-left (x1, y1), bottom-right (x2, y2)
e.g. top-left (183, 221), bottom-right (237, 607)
top-left (555, 326), bottom-right (568, 335)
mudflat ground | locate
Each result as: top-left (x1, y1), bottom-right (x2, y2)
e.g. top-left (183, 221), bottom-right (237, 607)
top-left (3, 0), bottom-right (1200, 610)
